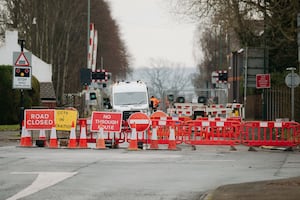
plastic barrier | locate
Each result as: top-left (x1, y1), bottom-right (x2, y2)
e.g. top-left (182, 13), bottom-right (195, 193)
top-left (181, 120), bottom-right (241, 146)
top-left (19, 112), bottom-right (300, 150)
top-left (196, 117), bottom-right (242, 122)
top-left (150, 117), bottom-right (184, 145)
top-left (241, 121), bottom-right (300, 147)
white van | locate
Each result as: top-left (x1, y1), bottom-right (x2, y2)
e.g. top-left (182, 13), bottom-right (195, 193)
top-left (111, 81), bottom-right (150, 120)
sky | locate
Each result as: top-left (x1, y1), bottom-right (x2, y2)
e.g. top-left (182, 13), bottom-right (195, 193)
top-left (105, 0), bottom-right (198, 69)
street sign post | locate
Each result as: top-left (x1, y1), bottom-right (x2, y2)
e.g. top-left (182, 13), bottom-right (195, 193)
top-left (128, 112), bottom-right (151, 132)
top-left (285, 72), bottom-right (300, 88)
top-left (13, 66), bottom-right (32, 89)
top-left (256, 74), bottom-right (271, 89)
top-left (13, 52), bottom-right (32, 89)
top-left (285, 67), bottom-right (299, 121)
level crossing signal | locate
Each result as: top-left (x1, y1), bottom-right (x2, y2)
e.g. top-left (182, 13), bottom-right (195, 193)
top-left (80, 68), bottom-right (110, 86)
top-left (15, 67), bottom-right (30, 77)
top-left (218, 71), bottom-right (228, 82)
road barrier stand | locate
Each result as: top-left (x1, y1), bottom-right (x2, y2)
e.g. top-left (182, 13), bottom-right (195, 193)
top-left (67, 121), bottom-right (78, 148)
top-left (49, 124), bottom-right (58, 148)
top-left (150, 117), bottom-right (184, 146)
top-left (241, 121), bottom-right (300, 150)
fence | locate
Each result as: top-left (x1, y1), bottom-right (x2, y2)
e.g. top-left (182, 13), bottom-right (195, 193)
top-left (249, 86), bottom-right (300, 121)
top-left (20, 116), bottom-right (300, 149)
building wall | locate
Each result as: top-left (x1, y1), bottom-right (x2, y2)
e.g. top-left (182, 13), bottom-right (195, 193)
top-left (0, 30), bottom-right (52, 82)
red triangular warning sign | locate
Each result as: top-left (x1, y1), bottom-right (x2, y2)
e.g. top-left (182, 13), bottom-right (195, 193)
top-left (15, 52), bottom-right (30, 66)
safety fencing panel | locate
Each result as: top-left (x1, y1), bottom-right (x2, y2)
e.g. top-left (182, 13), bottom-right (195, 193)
top-left (181, 120), bottom-right (241, 146)
top-left (149, 117), bottom-right (185, 144)
top-left (241, 121), bottom-right (300, 147)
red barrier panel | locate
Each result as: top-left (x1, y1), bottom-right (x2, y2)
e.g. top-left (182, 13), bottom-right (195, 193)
top-left (181, 120), bottom-right (241, 146)
top-left (241, 121), bottom-right (300, 147)
top-left (149, 118), bottom-right (184, 144)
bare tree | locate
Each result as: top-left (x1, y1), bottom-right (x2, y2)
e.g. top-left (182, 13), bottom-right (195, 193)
top-left (1, 0), bottom-right (131, 105)
top-left (139, 58), bottom-right (193, 109)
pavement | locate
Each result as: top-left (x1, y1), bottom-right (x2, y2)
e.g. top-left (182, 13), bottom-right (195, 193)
top-left (1, 131), bottom-right (300, 200)
top-left (204, 176), bottom-right (300, 200)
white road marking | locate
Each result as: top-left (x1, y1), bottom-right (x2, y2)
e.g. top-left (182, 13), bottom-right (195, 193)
top-left (6, 172), bottom-right (77, 200)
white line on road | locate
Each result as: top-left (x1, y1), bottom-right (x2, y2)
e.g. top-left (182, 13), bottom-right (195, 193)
top-left (6, 172), bottom-right (77, 200)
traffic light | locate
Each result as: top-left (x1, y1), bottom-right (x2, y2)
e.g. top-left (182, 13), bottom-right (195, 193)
top-left (176, 96), bottom-right (185, 103)
top-left (167, 94), bottom-right (174, 102)
top-left (89, 92), bottom-right (97, 100)
top-left (218, 71), bottom-right (228, 82)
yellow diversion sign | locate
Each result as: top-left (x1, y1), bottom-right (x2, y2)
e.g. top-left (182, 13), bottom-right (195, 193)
top-left (55, 109), bottom-right (78, 131)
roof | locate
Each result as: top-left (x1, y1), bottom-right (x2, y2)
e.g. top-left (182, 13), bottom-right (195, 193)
top-left (40, 82), bottom-right (56, 100)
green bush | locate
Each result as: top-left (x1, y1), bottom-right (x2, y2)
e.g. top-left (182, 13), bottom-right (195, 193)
top-left (0, 65), bottom-right (40, 125)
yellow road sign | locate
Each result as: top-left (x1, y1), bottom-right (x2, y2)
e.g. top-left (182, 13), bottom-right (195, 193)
top-left (55, 110), bottom-right (78, 131)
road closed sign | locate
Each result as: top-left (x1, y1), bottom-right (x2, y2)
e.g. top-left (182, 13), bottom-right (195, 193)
top-left (25, 109), bottom-right (55, 130)
top-left (91, 111), bottom-right (122, 132)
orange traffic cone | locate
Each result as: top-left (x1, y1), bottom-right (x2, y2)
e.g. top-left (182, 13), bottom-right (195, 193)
top-left (68, 121), bottom-right (77, 148)
top-left (150, 126), bottom-right (159, 150)
top-left (168, 126), bottom-right (177, 150)
top-left (79, 121), bottom-right (88, 148)
top-left (95, 124), bottom-right (106, 149)
top-left (19, 121), bottom-right (32, 147)
top-left (128, 124), bottom-right (138, 150)
top-left (49, 124), bottom-right (58, 148)
top-left (37, 129), bottom-right (47, 147)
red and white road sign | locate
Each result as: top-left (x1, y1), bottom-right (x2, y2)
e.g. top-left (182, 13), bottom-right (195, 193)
top-left (256, 74), bottom-right (271, 89)
top-left (25, 109), bottom-right (55, 130)
top-left (91, 111), bottom-right (122, 132)
top-left (15, 52), bottom-right (30, 66)
top-left (128, 112), bottom-right (150, 132)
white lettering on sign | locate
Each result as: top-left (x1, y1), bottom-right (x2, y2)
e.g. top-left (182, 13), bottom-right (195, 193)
top-left (27, 120), bottom-right (54, 126)
top-left (103, 125), bottom-right (115, 130)
top-left (103, 114), bottom-right (112, 119)
top-left (30, 114), bottom-right (50, 119)
top-left (95, 119), bottom-right (119, 125)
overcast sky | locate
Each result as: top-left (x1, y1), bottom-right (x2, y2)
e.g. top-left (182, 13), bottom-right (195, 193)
top-left (105, 0), bottom-right (198, 69)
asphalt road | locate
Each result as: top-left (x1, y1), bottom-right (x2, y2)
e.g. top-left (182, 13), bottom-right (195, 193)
top-left (1, 140), bottom-right (300, 200)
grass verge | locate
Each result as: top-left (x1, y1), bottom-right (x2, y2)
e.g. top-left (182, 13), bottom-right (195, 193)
top-left (0, 124), bottom-right (20, 131)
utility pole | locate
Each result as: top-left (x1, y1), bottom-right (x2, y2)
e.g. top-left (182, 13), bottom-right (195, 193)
top-left (87, 0), bottom-right (90, 69)
top-left (297, 13), bottom-right (300, 74)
